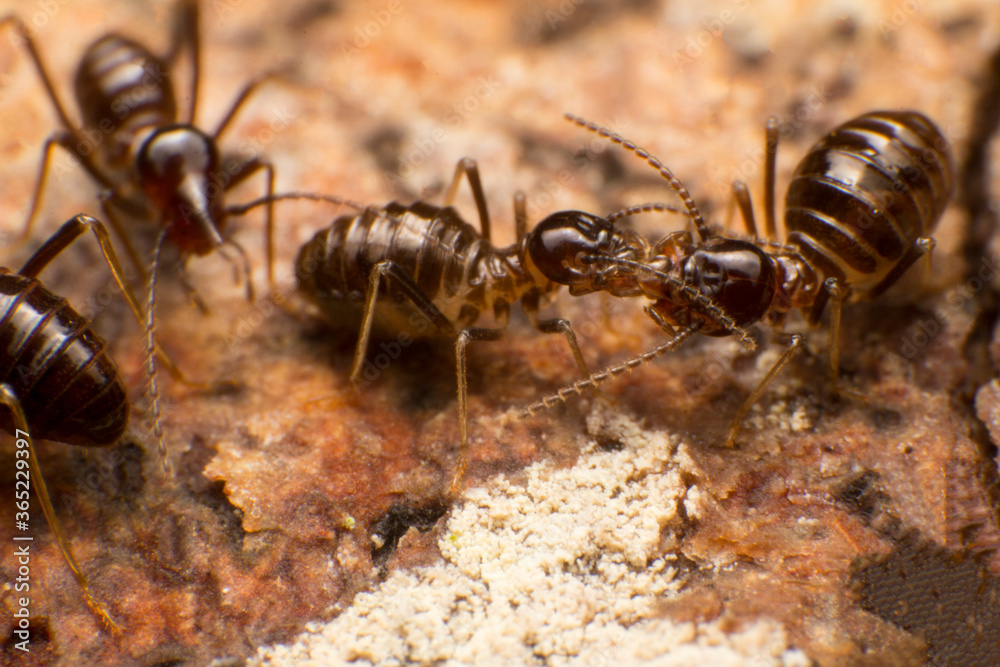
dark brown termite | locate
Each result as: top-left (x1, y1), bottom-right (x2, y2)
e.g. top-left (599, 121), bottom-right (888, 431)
top-left (281, 159), bottom-right (688, 497)
top-left (523, 111), bottom-right (953, 445)
top-left (0, 0), bottom-right (281, 301)
top-left (1, 214), bottom-right (160, 633)
top-left (0, 0), bottom-right (288, 468)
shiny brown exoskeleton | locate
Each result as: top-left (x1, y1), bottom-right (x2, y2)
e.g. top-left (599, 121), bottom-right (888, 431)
top-left (0, 214), bottom-right (157, 633)
top-left (293, 159), bottom-right (682, 496)
top-left (0, 0), bottom-right (279, 295)
top-left (524, 111), bottom-right (953, 446)
top-left (1, 0), bottom-right (286, 472)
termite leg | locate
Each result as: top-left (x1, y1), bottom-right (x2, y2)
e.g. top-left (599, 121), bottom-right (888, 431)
top-left (825, 278), bottom-right (844, 388)
top-left (222, 156), bottom-right (276, 290)
top-left (450, 326), bottom-right (506, 496)
top-left (177, 258), bottom-right (210, 315)
top-left (732, 180), bottom-right (758, 239)
top-left (763, 116), bottom-right (779, 240)
top-left (0, 385), bottom-right (121, 632)
top-left (165, 0), bottom-right (200, 123)
top-left (95, 194), bottom-right (148, 282)
top-left (866, 237), bottom-right (935, 300)
top-left (0, 18), bottom-right (122, 235)
top-left (443, 157), bottom-right (492, 243)
top-left (724, 333), bottom-right (803, 448)
top-left (520, 290), bottom-right (592, 378)
top-left (514, 191), bottom-right (528, 241)
top-left (350, 260), bottom-right (454, 388)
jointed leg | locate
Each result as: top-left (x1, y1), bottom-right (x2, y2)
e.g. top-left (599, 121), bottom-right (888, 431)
top-left (535, 319), bottom-right (591, 378)
top-left (20, 214), bottom-right (192, 385)
top-left (0, 17), bottom-right (121, 231)
top-left (350, 260), bottom-right (454, 387)
top-left (21, 214), bottom-right (147, 333)
top-left (17, 133), bottom-right (118, 240)
top-left (165, 0), bottom-right (200, 123)
top-left (0, 385), bottom-right (120, 632)
top-left (18, 133), bottom-right (72, 242)
top-left (220, 241), bottom-right (255, 302)
top-left (449, 326), bottom-right (505, 496)
top-left (347, 260), bottom-right (507, 497)
top-left (20, 216), bottom-right (178, 472)
top-left (520, 290), bottom-right (591, 377)
top-left (825, 278), bottom-right (845, 386)
top-left (0, 16), bottom-right (80, 144)
top-left (178, 257), bottom-right (210, 315)
top-left (806, 276), bottom-right (865, 398)
top-left (763, 117), bottom-right (779, 240)
top-left (514, 191), bottom-right (528, 241)
top-left (866, 237), bottom-right (935, 299)
top-left (223, 156), bottom-right (276, 290)
top-left (99, 197), bottom-right (147, 283)
top-left (724, 333), bottom-right (803, 448)
top-left (731, 116), bottom-right (779, 243)
top-left (213, 71), bottom-right (287, 140)
top-left (732, 180), bottom-right (758, 239)
top-left (443, 157), bottom-right (492, 242)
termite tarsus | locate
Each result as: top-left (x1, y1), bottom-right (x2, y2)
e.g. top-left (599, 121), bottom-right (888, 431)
top-left (524, 111), bottom-right (953, 446)
top-left (1, 214), bottom-right (161, 633)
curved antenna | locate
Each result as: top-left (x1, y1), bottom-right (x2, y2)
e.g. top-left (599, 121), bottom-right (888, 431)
top-left (225, 191), bottom-right (370, 217)
top-left (581, 254), bottom-right (757, 350)
top-left (564, 114), bottom-right (713, 243)
top-left (521, 322), bottom-right (703, 416)
top-left (606, 202), bottom-right (683, 226)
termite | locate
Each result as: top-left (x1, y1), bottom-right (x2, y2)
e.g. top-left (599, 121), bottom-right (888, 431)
top-left (1, 214), bottom-right (167, 632)
top-left (523, 111), bottom-right (952, 447)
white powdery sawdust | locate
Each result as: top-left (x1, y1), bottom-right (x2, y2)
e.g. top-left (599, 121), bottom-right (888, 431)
top-left (249, 411), bottom-right (810, 666)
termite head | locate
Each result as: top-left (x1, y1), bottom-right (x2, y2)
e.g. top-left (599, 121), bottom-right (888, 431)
top-left (526, 211), bottom-right (643, 296)
top-left (136, 124), bottom-right (225, 255)
top-left (653, 238), bottom-right (777, 336)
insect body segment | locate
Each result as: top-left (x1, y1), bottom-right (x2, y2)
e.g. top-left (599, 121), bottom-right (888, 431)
top-left (526, 111), bottom-right (952, 447)
top-left (0, 272), bottom-right (127, 447)
top-left (783, 111), bottom-right (952, 298)
top-left (73, 34), bottom-right (178, 174)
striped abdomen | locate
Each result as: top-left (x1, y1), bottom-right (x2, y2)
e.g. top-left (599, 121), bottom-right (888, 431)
top-left (74, 35), bottom-right (177, 169)
top-left (0, 273), bottom-right (128, 447)
top-left (784, 111), bottom-right (953, 294)
top-left (296, 202), bottom-right (518, 334)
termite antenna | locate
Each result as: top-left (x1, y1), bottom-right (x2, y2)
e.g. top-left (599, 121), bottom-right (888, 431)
top-left (521, 322), bottom-right (703, 417)
top-left (606, 202), bottom-right (684, 225)
top-left (564, 114), bottom-right (713, 243)
top-left (226, 191), bottom-right (370, 217)
top-left (580, 254), bottom-right (757, 350)
top-left (145, 229), bottom-right (171, 475)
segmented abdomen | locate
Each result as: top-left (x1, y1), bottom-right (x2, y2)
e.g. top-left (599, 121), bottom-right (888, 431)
top-left (784, 110), bottom-right (953, 293)
top-left (74, 35), bottom-right (177, 167)
top-left (296, 202), bottom-right (492, 328)
top-left (0, 273), bottom-right (127, 447)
